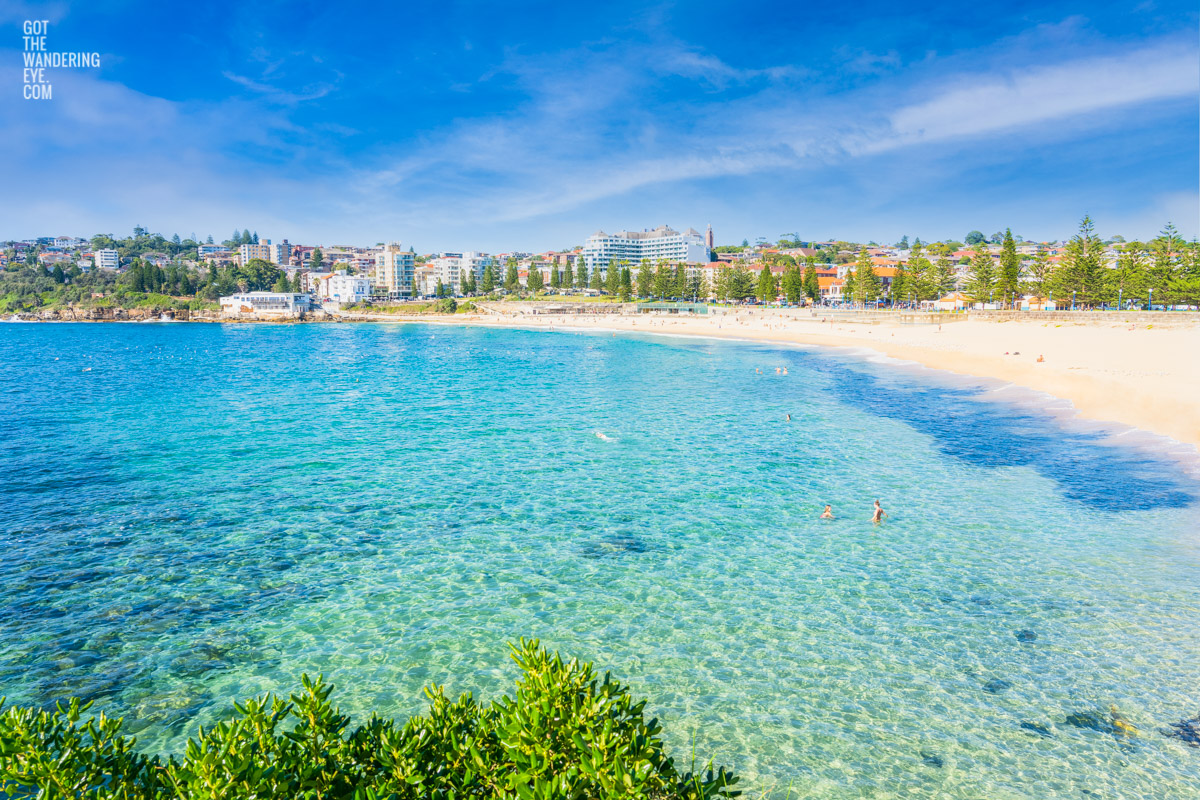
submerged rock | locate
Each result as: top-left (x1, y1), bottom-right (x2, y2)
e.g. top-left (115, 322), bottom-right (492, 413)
top-left (581, 533), bottom-right (648, 559)
top-left (919, 751), bottom-right (944, 768)
top-left (1064, 706), bottom-right (1136, 738)
top-left (1015, 629), bottom-right (1037, 643)
top-left (1020, 721), bottom-right (1052, 737)
top-left (983, 678), bottom-right (1012, 694)
top-left (1163, 715), bottom-right (1200, 747)
top-left (1064, 710), bottom-right (1115, 734)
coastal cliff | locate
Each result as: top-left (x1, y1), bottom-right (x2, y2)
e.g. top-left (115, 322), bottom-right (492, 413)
top-left (10, 306), bottom-right (191, 322)
top-left (6, 306), bottom-right (346, 323)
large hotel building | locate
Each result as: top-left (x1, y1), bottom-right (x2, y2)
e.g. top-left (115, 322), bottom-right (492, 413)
top-left (582, 225), bottom-right (712, 274)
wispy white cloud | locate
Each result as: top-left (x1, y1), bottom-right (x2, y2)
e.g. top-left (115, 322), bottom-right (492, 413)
top-left (222, 70), bottom-right (336, 104)
top-left (1, 16), bottom-right (1195, 246)
top-left (0, 0), bottom-right (68, 25)
top-left (656, 47), bottom-right (807, 89)
top-left (862, 41), bottom-right (1198, 153)
top-left (353, 33), bottom-right (1197, 237)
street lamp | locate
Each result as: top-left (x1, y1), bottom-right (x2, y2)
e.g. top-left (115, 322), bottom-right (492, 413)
top-left (1071, 290), bottom-right (1076, 311)
top-left (1118, 288), bottom-right (1122, 309)
top-left (1148, 288), bottom-right (1153, 310)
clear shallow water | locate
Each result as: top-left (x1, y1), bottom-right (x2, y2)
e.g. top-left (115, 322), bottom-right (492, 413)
top-left (2, 322), bottom-right (1199, 798)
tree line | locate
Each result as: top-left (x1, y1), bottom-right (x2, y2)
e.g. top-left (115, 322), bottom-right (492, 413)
top-left (835, 219), bottom-right (1198, 308)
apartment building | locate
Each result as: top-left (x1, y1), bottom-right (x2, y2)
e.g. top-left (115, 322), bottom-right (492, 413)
top-left (94, 249), bottom-right (120, 270)
top-left (374, 242), bottom-right (416, 296)
top-left (238, 241), bottom-right (273, 265)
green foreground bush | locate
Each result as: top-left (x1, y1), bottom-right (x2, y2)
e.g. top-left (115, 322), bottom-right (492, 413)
top-left (0, 639), bottom-right (738, 799)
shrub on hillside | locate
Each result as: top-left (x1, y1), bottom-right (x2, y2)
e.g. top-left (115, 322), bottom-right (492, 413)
top-left (0, 639), bottom-right (738, 799)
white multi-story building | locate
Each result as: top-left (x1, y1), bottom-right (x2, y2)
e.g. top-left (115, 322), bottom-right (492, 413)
top-left (198, 244), bottom-right (229, 258)
top-left (413, 264), bottom-right (438, 297)
top-left (427, 251), bottom-right (494, 294)
top-left (326, 274), bottom-right (371, 304)
top-left (304, 271), bottom-right (334, 294)
top-left (375, 242), bottom-right (416, 296)
top-left (94, 249), bottom-right (120, 270)
top-left (583, 225), bottom-right (709, 275)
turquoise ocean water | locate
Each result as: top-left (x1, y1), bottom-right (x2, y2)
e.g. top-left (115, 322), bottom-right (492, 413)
top-left (2, 322), bottom-right (1199, 798)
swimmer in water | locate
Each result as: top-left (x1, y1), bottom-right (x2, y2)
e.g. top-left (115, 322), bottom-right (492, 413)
top-left (871, 499), bottom-right (887, 524)
top-left (786, 413), bottom-right (791, 421)
top-left (820, 505), bottom-right (834, 519)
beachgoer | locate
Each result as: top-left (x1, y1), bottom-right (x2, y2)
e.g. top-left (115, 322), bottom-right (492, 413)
top-left (871, 500), bottom-right (887, 524)
top-left (786, 413), bottom-right (792, 422)
top-left (820, 505), bottom-right (834, 519)
top-left (1036, 354), bottom-right (1044, 362)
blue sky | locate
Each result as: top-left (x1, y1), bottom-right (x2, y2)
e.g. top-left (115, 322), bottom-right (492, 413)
top-left (3, 0), bottom-right (1197, 250)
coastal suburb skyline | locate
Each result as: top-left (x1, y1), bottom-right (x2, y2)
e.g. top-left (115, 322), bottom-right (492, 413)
top-left (3, 1), bottom-right (1198, 251)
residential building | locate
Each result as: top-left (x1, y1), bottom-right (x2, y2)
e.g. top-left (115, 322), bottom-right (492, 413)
top-left (269, 240), bottom-right (292, 265)
top-left (413, 264), bottom-right (439, 297)
top-left (303, 271), bottom-right (334, 294)
top-left (219, 291), bottom-right (313, 316)
top-left (94, 249), bottom-right (120, 270)
top-left (428, 251), bottom-right (494, 293)
top-left (582, 225), bottom-right (710, 275)
top-left (374, 242), bottom-right (416, 296)
top-left (308, 273), bottom-right (371, 304)
top-left (238, 241), bottom-right (273, 265)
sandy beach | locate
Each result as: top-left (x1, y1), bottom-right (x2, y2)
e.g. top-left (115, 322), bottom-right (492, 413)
top-left (414, 309), bottom-right (1200, 450)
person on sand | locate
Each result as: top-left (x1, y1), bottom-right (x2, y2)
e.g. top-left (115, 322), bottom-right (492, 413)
top-left (871, 500), bottom-right (887, 524)
top-left (820, 504), bottom-right (834, 520)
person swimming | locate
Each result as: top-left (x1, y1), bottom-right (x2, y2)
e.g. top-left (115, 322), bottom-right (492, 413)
top-left (871, 499), bottom-right (887, 524)
top-left (820, 504), bottom-right (834, 519)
